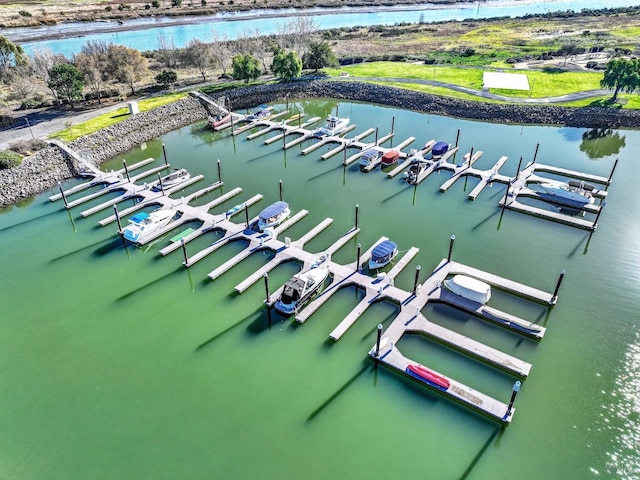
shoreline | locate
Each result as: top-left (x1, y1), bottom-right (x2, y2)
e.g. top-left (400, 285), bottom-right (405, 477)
top-left (2, 80), bottom-right (639, 208)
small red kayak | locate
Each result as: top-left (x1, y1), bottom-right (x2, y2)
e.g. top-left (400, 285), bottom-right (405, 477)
top-left (406, 364), bottom-right (450, 390)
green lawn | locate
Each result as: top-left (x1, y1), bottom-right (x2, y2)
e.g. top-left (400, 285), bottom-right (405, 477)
top-left (51, 92), bottom-right (188, 142)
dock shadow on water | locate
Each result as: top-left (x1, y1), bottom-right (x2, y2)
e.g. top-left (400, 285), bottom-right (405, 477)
top-left (457, 427), bottom-right (502, 480)
top-left (472, 207), bottom-right (502, 231)
top-left (196, 306), bottom-right (264, 351)
top-left (117, 266), bottom-right (183, 301)
top-left (93, 236), bottom-right (129, 257)
top-left (567, 232), bottom-right (593, 258)
top-left (51, 237), bottom-right (115, 263)
top-left (0, 209), bottom-right (62, 233)
top-left (307, 360), bottom-right (371, 422)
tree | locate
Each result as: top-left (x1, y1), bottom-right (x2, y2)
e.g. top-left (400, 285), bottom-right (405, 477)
top-left (231, 53), bottom-right (260, 83)
top-left (0, 35), bottom-right (26, 80)
top-left (74, 40), bottom-right (111, 104)
top-left (182, 39), bottom-right (213, 81)
top-left (210, 32), bottom-right (233, 77)
top-left (48, 63), bottom-right (84, 109)
top-left (275, 16), bottom-right (319, 57)
top-left (271, 50), bottom-right (302, 82)
top-left (155, 70), bottom-right (177, 87)
top-left (30, 47), bottom-right (68, 102)
top-left (108, 45), bottom-right (148, 95)
top-left (600, 58), bottom-right (640, 102)
top-left (302, 41), bottom-right (338, 73)
top-left (156, 32), bottom-right (179, 69)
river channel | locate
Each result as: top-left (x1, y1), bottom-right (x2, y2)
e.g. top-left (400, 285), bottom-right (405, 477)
top-left (1, 99), bottom-right (639, 479)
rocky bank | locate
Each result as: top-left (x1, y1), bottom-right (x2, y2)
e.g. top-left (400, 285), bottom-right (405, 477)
top-left (2, 80), bottom-right (639, 207)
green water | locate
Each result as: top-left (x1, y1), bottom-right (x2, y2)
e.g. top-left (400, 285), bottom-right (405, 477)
top-left (1, 100), bottom-right (639, 479)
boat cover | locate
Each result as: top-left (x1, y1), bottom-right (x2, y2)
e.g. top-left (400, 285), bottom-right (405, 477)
top-left (382, 150), bottom-right (400, 163)
top-left (372, 240), bottom-right (397, 260)
top-left (360, 149), bottom-right (378, 160)
top-left (432, 141), bottom-right (449, 156)
top-left (259, 201), bottom-right (289, 220)
top-left (129, 212), bottom-right (150, 223)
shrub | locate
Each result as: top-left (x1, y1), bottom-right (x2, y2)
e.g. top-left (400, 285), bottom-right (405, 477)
top-left (0, 150), bottom-right (22, 170)
top-left (19, 10), bottom-right (32, 17)
top-left (155, 70), bottom-right (178, 86)
top-left (105, 5), bottom-right (112, 11)
top-left (201, 0), bottom-right (207, 5)
top-left (18, 98), bottom-right (41, 110)
top-left (9, 139), bottom-right (48, 156)
top-left (152, 0), bottom-right (160, 7)
top-left (171, 0), bottom-right (182, 6)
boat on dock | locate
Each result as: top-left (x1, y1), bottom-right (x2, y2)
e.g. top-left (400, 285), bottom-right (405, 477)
top-left (358, 149), bottom-right (379, 170)
top-left (427, 141), bottom-right (450, 160)
top-left (207, 113), bottom-right (231, 129)
top-left (406, 364), bottom-right (450, 391)
top-left (444, 274), bottom-right (491, 304)
top-left (247, 105), bottom-right (273, 121)
top-left (257, 201), bottom-right (290, 231)
top-left (152, 168), bottom-right (191, 191)
top-left (122, 208), bottom-right (178, 243)
top-left (537, 181), bottom-right (594, 208)
top-left (274, 257), bottom-right (330, 315)
top-left (316, 115), bottom-right (350, 136)
top-left (381, 150), bottom-right (400, 167)
top-left (403, 159), bottom-right (428, 184)
top-left (369, 240), bottom-right (398, 270)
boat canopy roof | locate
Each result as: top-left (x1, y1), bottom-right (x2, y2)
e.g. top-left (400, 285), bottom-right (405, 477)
top-left (130, 212), bottom-right (150, 223)
top-left (372, 240), bottom-right (397, 259)
top-left (382, 150), bottom-right (400, 161)
top-left (360, 149), bottom-right (378, 159)
top-left (259, 201), bottom-right (289, 220)
top-left (432, 141), bottom-right (449, 156)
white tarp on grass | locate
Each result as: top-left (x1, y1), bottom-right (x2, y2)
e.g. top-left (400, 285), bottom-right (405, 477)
top-left (482, 71), bottom-right (530, 90)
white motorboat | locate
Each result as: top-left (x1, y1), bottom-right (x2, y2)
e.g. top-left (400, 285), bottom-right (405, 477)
top-left (537, 181), bottom-right (594, 208)
top-left (403, 159), bottom-right (429, 184)
top-left (444, 274), bottom-right (491, 304)
top-left (247, 105), bottom-right (273, 121)
top-left (257, 201), bottom-right (290, 231)
top-left (122, 208), bottom-right (177, 244)
top-left (316, 115), bottom-right (350, 136)
top-left (358, 149), bottom-right (380, 170)
top-left (274, 257), bottom-right (330, 315)
top-left (152, 168), bottom-right (191, 192)
top-left (369, 240), bottom-right (398, 270)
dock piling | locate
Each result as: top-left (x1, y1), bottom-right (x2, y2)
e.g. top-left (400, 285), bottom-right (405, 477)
top-left (506, 381), bottom-right (521, 417)
top-left (375, 323), bottom-right (382, 357)
top-left (447, 234), bottom-right (456, 262)
top-left (263, 273), bottom-right (270, 303)
top-left (157, 172), bottom-right (165, 195)
top-left (467, 146), bottom-right (474, 166)
top-left (375, 127), bottom-right (379, 145)
top-left (355, 203), bottom-right (359, 229)
top-left (279, 179), bottom-right (283, 201)
top-left (391, 116), bottom-right (395, 134)
top-left (413, 265), bottom-right (421, 294)
top-left (356, 243), bottom-right (361, 273)
top-left (181, 237), bottom-right (189, 265)
top-left (551, 269), bottom-right (566, 303)
top-left (607, 158), bottom-right (618, 184)
top-left (593, 201), bottom-right (605, 228)
top-left (113, 205), bottom-right (122, 232)
top-left (162, 143), bottom-right (168, 165)
top-left (455, 128), bottom-right (460, 148)
top-left (532, 143), bottom-right (539, 163)
top-left (122, 160), bottom-right (130, 182)
top-left (217, 159), bottom-right (222, 183)
top-left (58, 182), bottom-right (68, 208)
top-left (244, 204), bottom-right (249, 227)
top-left (516, 155), bottom-right (523, 175)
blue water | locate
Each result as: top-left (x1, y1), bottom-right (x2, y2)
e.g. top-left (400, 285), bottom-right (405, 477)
top-left (10, 0), bottom-right (640, 57)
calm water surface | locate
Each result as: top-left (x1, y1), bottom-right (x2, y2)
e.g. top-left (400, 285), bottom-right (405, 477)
top-left (1, 100), bottom-right (639, 479)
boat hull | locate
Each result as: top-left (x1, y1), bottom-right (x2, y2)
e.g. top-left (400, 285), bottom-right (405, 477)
top-left (274, 264), bottom-right (330, 315)
top-left (444, 274), bottom-right (491, 304)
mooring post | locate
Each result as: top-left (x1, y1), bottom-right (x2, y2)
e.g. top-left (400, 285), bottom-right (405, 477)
top-left (516, 155), bottom-right (523, 175)
top-left (447, 234), bottom-right (456, 262)
top-left (467, 146), bottom-right (474, 166)
top-left (532, 143), bottom-right (540, 163)
top-left (162, 143), bottom-right (168, 165)
top-left (122, 159), bottom-right (130, 182)
top-left (283, 127), bottom-right (287, 149)
top-left (113, 204), bottom-right (122, 232)
top-left (413, 265), bottom-right (421, 294)
top-left (593, 202), bottom-right (605, 228)
top-left (607, 158), bottom-right (618, 184)
top-left (356, 243), bottom-right (361, 273)
top-left (343, 143), bottom-right (347, 165)
top-left (551, 269), bottom-right (566, 303)
top-left (58, 182), bottom-right (68, 208)
top-left (263, 272), bottom-right (270, 303)
top-left (375, 126), bottom-right (379, 145)
top-left (181, 237), bottom-right (189, 265)
top-left (279, 179), bottom-right (283, 201)
top-left (355, 203), bottom-right (359, 229)
top-left (391, 116), bottom-right (395, 134)
top-left (217, 159), bottom-right (222, 183)
top-left (244, 203), bottom-right (249, 227)
top-left (157, 172), bottom-right (165, 195)
top-left (286, 96), bottom-right (289, 110)
top-left (455, 128), bottom-right (460, 147)
top-left (375, 323), bottom-right (382, 357)
top-left (506, 380), bottom-right (521, 417)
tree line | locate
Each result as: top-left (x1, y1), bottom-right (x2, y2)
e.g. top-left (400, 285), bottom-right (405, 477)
top-left (0, 17), bottom-right (338, 109)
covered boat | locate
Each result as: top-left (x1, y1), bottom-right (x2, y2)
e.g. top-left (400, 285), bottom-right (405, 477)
top-left (368, 239), bottom-right (398, 270)
top-left (537, 181), bottom-right (593, 208)
top-left (122, 208), bottom-right (176, 244)
top-left (426, 141), bottom-right (449, 160)
top-left (358, 149), bottom-right (379, 169)
top-left (444, 274), bottom-right (491, 304)
top-left (406, 364), bottom-right (450, 391)
top-left (317, 115), bottom-right (350, 136)
top-left (247, 105), bottom-right (273, 121)
top-left (152, 168), bottom-right (191, 192)
top-left (274, 258), bottom-right (330, 315)
top-left (381, 150), bottom-right (400, 167)
top-left (257, 201), bottom-right (290, 231)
